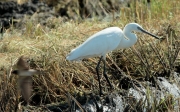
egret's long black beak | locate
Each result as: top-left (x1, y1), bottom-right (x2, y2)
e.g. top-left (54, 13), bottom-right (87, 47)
top-left (137, 27), bottom-right (159, 39)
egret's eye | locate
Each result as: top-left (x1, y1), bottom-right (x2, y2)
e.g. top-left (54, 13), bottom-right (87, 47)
top-left (137, 26), bottom-right (144, 32)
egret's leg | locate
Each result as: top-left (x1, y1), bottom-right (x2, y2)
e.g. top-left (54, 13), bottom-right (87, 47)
top-left (103, 59), bottom-right (113, 89)
top-left (96, 56), bottom-right (103, 95)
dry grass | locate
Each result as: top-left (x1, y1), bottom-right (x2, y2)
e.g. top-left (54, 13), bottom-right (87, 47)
top-left (0, 0), bottom-right (180, 111)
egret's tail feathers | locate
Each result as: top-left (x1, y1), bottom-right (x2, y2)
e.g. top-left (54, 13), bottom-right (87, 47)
top-left (66, 49), bottom-right (78, 61)
top-left (67, 56), bottom-right (82, 62)
top-left (66, 54), bottom-right (73, 61)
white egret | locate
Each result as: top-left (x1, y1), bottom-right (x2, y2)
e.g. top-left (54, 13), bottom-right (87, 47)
top-left (12, 56), bottom-right (39, 105)
top-left (66, 23), bottom-right (159, 95)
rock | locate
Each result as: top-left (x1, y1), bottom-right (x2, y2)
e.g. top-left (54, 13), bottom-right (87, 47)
top-left (0, 0), bottom-right (55, 33)
top-left (0, 0), bottom-right (131, 33)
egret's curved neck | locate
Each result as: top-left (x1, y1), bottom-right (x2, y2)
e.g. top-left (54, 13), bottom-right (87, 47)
top-left (118, 27), bottom-right (137, 49)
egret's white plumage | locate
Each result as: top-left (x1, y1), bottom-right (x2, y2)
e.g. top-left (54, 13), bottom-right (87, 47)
top-left (67, 27), bottom-right (122, 61)
top-left (66, 23), bottom-right (159, 95)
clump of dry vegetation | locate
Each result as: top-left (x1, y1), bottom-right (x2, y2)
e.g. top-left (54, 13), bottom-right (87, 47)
top-left (0, 0), bottom-right (180, 111)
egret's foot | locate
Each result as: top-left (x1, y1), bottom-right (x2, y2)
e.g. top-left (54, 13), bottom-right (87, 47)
top-left (99, 91), bottom-right (104, 96)
top-left (109, 87), bottom-right (115, 93)
top-left (109, 84), bottom-right (113, 89)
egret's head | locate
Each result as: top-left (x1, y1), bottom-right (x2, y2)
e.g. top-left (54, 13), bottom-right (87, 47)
top-left (124, 23), bottom-right (159, 39)
top-left (124, 23), bottom-right (143, 33)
